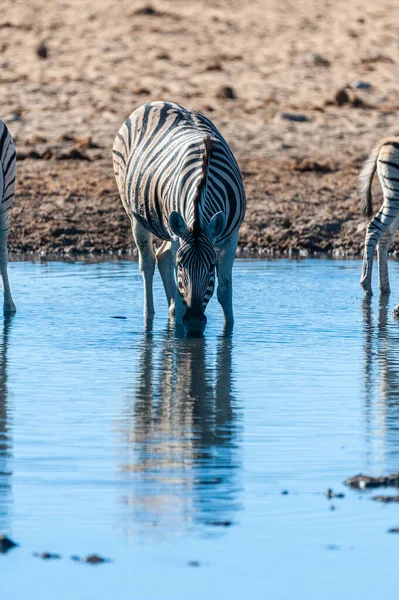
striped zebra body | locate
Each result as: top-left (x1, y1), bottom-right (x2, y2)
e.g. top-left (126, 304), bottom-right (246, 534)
top-left (113, 102), bottom-right (246, 333)
top-left (0, 121), bottom-right (16, 313)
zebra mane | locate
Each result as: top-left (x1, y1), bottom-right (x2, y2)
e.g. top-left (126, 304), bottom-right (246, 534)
top-left (192, 136), bottom-right (214, 238)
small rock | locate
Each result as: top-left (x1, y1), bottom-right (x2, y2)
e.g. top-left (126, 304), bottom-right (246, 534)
top-left (36, 42), bottom-right (48, 59)
top-left (56, 149), bottom-right (91, 161)
top-left (344, 473), bottom-right (399, 489)
top-left (292, 158), bottom-right (334, 173)
top-left (325, 489), bottom-right (345, 499)
top-left (205, 520), bottom-right (232, 527)
top-left (372, 495), bottom-right (399, 503)
top-left (335, 88), bottom-right (350, 106)
top-left (133, 5), bottom-right (161, 16)
top-left (33, 551), bottom-right (61, 560)
top-left (387, 527), bottom-right (399, 534)
top-left (111, 315), bottom-right (127, 319)
top-left (132, 87), bottom-right (151, 96)
top-left (216, 86), bottom-right (236, 100)
top-left (281, 490), bottom-right (289, 495)
top-left (206, 62), bottom-right (223, 71)
top-left (305, 52), bottom-right (330, 67)
top-left (188, 560), bottom-right (201, 567)
top-left (276, 111), bottom-right (310, 122)
top-left (71, 554), bottom-right (111, 564)
top-left (350, 80), bottom-right (372, 90)
top-left (0, 535), bottom-right (18, 553)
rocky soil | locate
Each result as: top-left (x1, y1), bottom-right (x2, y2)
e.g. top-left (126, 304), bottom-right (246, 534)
top-left (3, 0), bottom-right (399, 256)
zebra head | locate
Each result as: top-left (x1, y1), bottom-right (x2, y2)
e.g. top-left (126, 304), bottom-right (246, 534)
top-left (169, 210), bottom-right (225, 335)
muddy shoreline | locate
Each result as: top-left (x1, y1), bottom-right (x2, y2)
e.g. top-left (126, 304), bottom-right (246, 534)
top-left (10, 148), bottom-right (371, 258)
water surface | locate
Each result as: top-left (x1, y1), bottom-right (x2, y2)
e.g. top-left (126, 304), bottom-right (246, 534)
top-left (1, 258), bottom-right (399, 598)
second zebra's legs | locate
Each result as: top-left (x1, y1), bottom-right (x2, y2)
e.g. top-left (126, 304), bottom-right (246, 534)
top-left (156, 241), bottom-right (176, 316)
top-left (378, 229), bottom-right (395, 294)
top-left (131, 217), bottom-right (156, 317)
top-left (216, 230), bottom-right (238, 324)
top-left (361, 209), bottom-right (395, 294)
top-left (0, 214), bottom-right (15, 314)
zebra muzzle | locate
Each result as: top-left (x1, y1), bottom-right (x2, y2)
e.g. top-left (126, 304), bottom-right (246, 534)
top-left (182, 309), bottom-right (207, 335)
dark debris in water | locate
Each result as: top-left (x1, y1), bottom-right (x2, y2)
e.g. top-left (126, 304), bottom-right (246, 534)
top-left (387, 528), bottom-right (399, 534)
top-left (325, 488), bottom-right (345, 499)
top-left (372, 495), bottom-right (399, 503)
top-left (187, 560), bottom-right (201, 567)
top-left (71, 554), bottom-right (111, 564)
top-left (110, 315), bottom-right (127, 319)
top-left (326, 544), bottom-right (340, 551)
top-left (0, 535), bottom-right (18, 553)
top-left (281, 490), bottom-right (289, 495)
top-left (33, 551), bottom-right (61, 560)
top-left (344, 473), bottom-right (399, 489)
top-left (205, 520), bottom-right (232, 527)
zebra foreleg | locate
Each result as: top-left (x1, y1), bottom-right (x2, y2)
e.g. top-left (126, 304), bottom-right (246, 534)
top-left (216, 231), bottom-right (238, 324)
top-left (0, 216), bottom-right (15, 314)
top-left (132, 218), bottom-right (156, 317)
top-left (156, 241), bottom-right (176, 316)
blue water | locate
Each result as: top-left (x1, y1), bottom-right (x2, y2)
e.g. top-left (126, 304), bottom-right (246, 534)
top-left (1, 258), bottom-right (399, 598)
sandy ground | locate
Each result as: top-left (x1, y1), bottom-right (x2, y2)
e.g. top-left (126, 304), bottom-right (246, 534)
top-left (3, 0), bottom-right (399, 256)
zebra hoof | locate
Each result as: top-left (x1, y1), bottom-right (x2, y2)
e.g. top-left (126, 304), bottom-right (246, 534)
top-left (360, 280), bottom-right (372, 295)
top-left (380, 285), bottom-right (391, 295)
top-left (392, 305), bottom-right (399, 319)
top-left (3, 302), bottom-right (16, 314)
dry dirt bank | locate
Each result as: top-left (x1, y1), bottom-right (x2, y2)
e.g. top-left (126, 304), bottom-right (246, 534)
top-left (2, 0), bottom-right (399, 256)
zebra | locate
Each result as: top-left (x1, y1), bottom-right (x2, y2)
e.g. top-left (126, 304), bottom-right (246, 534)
top-left (113, 101), bottom-right (246, 334)
top-left (360, 137), bottom-right (399, 299)
top-left (0, 121), bottom-right (16, 313)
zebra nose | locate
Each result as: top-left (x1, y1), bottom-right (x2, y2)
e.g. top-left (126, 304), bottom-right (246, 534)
top-left (182, 311), bottom-right (207, 335)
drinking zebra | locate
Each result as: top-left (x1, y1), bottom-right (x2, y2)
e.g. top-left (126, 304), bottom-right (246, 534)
top-left (0, 121), bottom-right (15, 313)
top-left (360, 137), bottom-right (399, 297)
top-left (113, 102), bottom-right (246, 334)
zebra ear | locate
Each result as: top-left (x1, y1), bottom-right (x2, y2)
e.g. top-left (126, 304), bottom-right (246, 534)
top-left (206, 211), bottom-right (225, 241)
top-left (169, 211), bottom-right (188, 239)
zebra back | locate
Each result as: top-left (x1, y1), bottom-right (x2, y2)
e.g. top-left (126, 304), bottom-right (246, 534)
top-left (113, 102), bottom-right (246, 244)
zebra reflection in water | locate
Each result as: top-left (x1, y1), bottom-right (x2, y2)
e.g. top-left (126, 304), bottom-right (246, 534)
top-left (0, 316), bottom-right (14, 535)
top-left (362, 296), bottom-right (399, 469)
top-left (118, 323), bottom-right (242, 536)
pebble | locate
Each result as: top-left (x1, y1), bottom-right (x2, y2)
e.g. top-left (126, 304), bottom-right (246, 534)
top-left (33, 551), bottom-right (61, 560)
top-left (305, 52), bottom-right (330, 67)
top-left (276, 111), bottom-right (310, 122)
top-left (71, 554), bottom-right (111, 564)
top-left (350, 80), bottom-right (372, 89)
top-left (344, 473), bottom-right (399, 489)
top-left (0, 535), bottom-right (18, 553)
top-left (188, 560), bottom-right (201, 567)
top-left (325, 488), bottom-right (345, 499)
top-left (216, 86), bottom-right (237, 100)
top-left (36, 42), bottom-right (48, 59)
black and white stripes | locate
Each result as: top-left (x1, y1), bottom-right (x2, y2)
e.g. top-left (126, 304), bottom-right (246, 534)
top-left (0, 120), bottom-right (16, 313)
top-left (113, 101), bottom-right (246, 333)
top-left (360, 138), bottom-right (399, 297)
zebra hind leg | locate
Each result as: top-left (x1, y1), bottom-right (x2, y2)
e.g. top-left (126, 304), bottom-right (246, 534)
top-left (361, 209), bottom-right (392, 294)
top-left (131, 217), bottom-right (156, 318)
top-left (0, 215), bottom-right (15, 313)
top-left (156, 241), bottom-right (176, 316)
top-left (378, 223), bottom-right (398, 294)
top-left (216, 231), bottom-right (238, 324)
